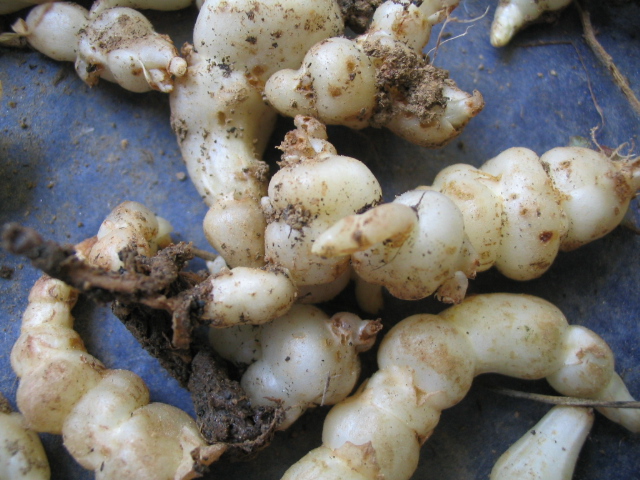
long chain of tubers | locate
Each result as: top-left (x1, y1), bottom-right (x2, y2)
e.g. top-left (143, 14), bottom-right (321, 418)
top-left (313, 146), bottom-right (640, 302)
top-left (282, 293), bottom-right (640, 480)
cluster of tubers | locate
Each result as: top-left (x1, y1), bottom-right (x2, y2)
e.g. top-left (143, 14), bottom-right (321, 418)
top-left (0, 0), bottom-right (638, 480)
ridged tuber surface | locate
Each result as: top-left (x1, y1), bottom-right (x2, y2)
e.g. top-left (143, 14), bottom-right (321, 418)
top-left (171, 0), bottom-right (344, 267)
top-left (265, 0), bottom-right (484, 147)
top-left (313, 146), bottom-right (640, 301)
top-left (282, 293), bottom-right (640, 480)
top-left (11, 2), bottom-right (187, 92)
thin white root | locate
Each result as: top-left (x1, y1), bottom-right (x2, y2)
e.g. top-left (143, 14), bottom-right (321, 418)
top-left (282, 293), bottom-right (639, 480)
top-left (490, 406), bottom-right (594, 480)
top-left (0, 394), bottom-right (50, 480)
top-left (212, 304), bottom-right (381, 430)
top-left (490, 0), bottom-right (572, 47)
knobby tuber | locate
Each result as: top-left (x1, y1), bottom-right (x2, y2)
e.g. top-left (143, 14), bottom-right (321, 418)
top-left (313, 146), bottom-right (640, 302)
top-left (211, 304), bottom-right (381, 429)
top-left (171, 0), bottom-right (344, 268)
top-left (260, 116), bottom-right (382, 302)
top-left (490, 405), bottom-right (594, 480)
top-left (282, 293), bottom-right (640, 480)
top-left (11, 270), bottom-right (223, 480)
top-left (11, 1), bottom-right (187, 92)
top-left (0, 393), bottom-right (50, 480)
top-left (265, 0), bottom-right (484, 148)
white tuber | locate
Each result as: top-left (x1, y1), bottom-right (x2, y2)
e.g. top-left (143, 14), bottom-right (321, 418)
top-left (170, 0), bottom-right (344, 267)
top-left (262, 116), bottom-right (382, 292)
top-left (11, 271), bottom-right (223, 480)
top-left (313, 146), bottom-right (640, 301)
top-left (265, 0), bottom-right (485, 147)
top-left (211, 304), bottom-right (381, 429)
top-left (0, 393), bottom-right (50, 480)
top-left (282, 293), bottom-right (640, 480)
top-left (490, 0), bottom-right (572, 47)
top-left (11, 2), bottom-right (187, 92)
top-left (490, 406), bottom-right (594, 480)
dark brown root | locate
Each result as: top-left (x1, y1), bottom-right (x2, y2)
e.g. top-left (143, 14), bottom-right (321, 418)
top-left (1, 222), bottom-right (284, 458)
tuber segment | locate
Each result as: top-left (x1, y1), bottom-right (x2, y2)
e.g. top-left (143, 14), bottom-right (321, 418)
top-left (490, 0), bottom-right (572, 47)
top-left (170, 0), bottom-right (344, 267)
top-left (0, 393), bottom-right (50, 480)
top-left (12, 2), bottom-right (186, 92)
top-left (490, 406), bottom-right (594, 480)
top-left (265, 0), bottom-right (484, 147)
top-left (261, 116), bottom-right (383, 298)
top-left (211, 304), bottom-right (381, 430)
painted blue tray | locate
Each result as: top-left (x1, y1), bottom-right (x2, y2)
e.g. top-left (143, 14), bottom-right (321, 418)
top-left (1, 1), bottom-right (638, 479)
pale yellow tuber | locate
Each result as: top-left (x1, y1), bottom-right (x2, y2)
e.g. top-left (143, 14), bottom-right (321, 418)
top-left (261, 116), bottom-right (382, 298)
top-left (11, 271), bottom-right (223, 480)
top-left (11, 2), bottom-right (187, 92)
top-left (313, 146), bottom-right (640, 301)
top-left (490, 406), bottom-right (594, 480)
top-left (0, 393), bottom-right (50, 480)
top-left (211, 304), bottom-right (381, 429)
top-left (90, 200), bottom-right (297, 328)
top-left (265, 0), bottom-right (484, 147)
top-left (171, 0), bottom-right (344, 268)
top-left (282, 293), bottom-right (640, 480)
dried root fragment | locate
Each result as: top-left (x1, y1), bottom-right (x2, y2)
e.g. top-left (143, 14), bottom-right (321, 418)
top-left (490, 0), bottom-right (572, 47)
top-left (2, 201), bottom-right (297, 349)
top-left (0, 393), bottom-right (50, 480)
top-left (10, 2), bottom-right (186, 92)
top-left (490, 406), bottom-right (594, 480)
top-left (170, 0), bottom-right (344, 267)
top-left (313, 146), bottom-right (640, 301)
top-left (210, 304), bottom-right (382, 430)
top-left (261, 116), bottom-right (383, 300)
top-left (282, 293), bottom-right (640, 480)
top-left (265, 0), bottom-right (484, 147)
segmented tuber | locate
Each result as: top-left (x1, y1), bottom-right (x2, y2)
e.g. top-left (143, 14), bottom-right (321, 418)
top-left (265, 0), bottom-right (484, 148)
top-left (313, 146), bottom-right (640, 302)
top-left (0, 393), bottom-right (50, 480)
top-left (11, 2), bottom-right (187, 92)
top-left (282, 293), bottom-right (640, 480)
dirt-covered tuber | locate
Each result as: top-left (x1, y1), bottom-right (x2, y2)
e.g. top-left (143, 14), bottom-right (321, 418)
top-left (265, 0), bottom-right (484, 148)
top-left (282, 293), bottom-right (640, 480)
top-left (313, 146), bottom-right (640, 302)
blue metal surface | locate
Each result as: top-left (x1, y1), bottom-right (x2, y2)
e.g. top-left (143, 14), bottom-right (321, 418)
top-left (0, 1), bottom-right (638, 479)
